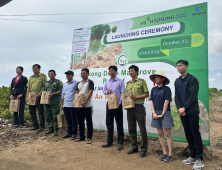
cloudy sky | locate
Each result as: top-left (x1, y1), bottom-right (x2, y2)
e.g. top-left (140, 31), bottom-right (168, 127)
top-left (0, 0), bottom-right (221, 89)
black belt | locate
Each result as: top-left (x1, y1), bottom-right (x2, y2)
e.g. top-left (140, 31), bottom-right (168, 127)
top-left (135, 104), bottom-right (144, 107)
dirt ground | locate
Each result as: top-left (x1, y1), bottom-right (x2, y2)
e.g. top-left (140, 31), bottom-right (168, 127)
top-left (0, 96), bottom-right (222, 170)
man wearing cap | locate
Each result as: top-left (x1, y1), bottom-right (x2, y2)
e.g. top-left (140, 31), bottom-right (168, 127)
top-left (43, 70), bottom-right (63, 136)
top-left (26, 64), bottom-right (47, 131)
top-left (61, 70), bottom-right (78, 140)
top-left (102, 65), bottom-right (125, 150)
top-left (125, 65), bottom-right (149, 158)
top-left (175, 60), bottom-right (204, 169)
top-left (149, 72), bottom-right (174, 163)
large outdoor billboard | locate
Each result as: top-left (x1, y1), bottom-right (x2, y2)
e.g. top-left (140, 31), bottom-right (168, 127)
top-left (71, 2), bottom-right (209, 145)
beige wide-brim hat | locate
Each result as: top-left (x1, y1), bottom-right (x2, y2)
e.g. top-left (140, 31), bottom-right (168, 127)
top-left (149, 71), bottom-right (170, 85)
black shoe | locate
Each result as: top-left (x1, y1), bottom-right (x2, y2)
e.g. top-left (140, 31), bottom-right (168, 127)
top-left (117, 144), bottom-right (124, 150)
top-left (45, 129), bottom-right (54, 134)
top-left (127, 148), bottom-right (138, 154)
top-left (140, 151), bottom-right (146, 158)
top-left (30, 127), bottom-right (39, 130)
top-left (54, 129), bottom-right (58, 136)
top-left (101, 143), bottom-right (113, 147)
top-left (38, 128), bottom-right (44, 132)
top-left (62, 134), bottom-right (72, 138)
top-left (71, 135), bottom-right (77, 140)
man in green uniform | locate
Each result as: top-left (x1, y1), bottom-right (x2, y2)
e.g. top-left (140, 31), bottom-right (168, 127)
top-left (125, 65), bottom-right (149, 158)
top-left (43, 70), bottom-right (63, 136)
top-left (26, 64), bottom-right (47, 131)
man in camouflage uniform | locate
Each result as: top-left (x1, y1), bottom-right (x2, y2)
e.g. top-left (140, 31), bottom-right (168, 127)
top-left (43, 70), bottom-right (63, 136)
top-left (125, 65), bottom-right (149, 158)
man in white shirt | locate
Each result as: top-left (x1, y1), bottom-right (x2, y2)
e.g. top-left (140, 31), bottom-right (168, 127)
top-left (74, 68), bottom-right (94, 144)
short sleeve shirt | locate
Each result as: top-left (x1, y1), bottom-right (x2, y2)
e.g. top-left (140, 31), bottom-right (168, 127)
top-left (43, 78), bottom-right (63, 104)
top-left (27, 73), bottom-right (47, 94)
top-left (125, 77), bottom-right (149, 104)
top-left (62, 79), bottom-right (78, 107)
top-left (76, 79), bottom-right (94, 108)
top-left (150, 85), bottom-right (172, 111)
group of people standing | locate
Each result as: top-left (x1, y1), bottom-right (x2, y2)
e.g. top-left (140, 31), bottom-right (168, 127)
top-left (9, 60), bottom-right (204, 170)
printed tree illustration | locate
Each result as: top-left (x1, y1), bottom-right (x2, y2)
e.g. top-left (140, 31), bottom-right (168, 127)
top-left (90, 24), bottom-right (111, 40)
top-left (111, 26), bottom-right (117, 33)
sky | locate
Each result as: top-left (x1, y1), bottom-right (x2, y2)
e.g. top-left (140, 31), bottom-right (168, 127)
top-left (0, 0), bottom-right (221, 89)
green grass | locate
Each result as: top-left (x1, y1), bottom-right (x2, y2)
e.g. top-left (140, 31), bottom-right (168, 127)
top-left (0, 86), bottom-right (31, 123)
top-left (209, 88), bottom-right (222, 102)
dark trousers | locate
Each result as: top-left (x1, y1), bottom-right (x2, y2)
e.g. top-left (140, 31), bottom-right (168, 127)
top-left (63, 107), bottom-right (77, 135)
top-left (29, 97), bottom-right (45, 128)
top-left (106, 103), bottom-right (124, 144)
top-left (180, 115), bottom-right (203, 160)
top-left (13, 96), bottom-right (25, 126)
top-left (127, 106), bottom-right (148, 151)
top-left (76, 107), bottom-right (93, 140)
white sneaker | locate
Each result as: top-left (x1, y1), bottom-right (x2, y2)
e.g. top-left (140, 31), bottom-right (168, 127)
top-left (182, 157), bottom-right (197, 164)
top-left (192, 159), bottom-right (204, 169)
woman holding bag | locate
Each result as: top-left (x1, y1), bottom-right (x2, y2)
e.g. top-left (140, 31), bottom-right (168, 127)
top-left (149, 72), bottom-right (174, 163)
top-left (10, 66), bottom-right (28, 128)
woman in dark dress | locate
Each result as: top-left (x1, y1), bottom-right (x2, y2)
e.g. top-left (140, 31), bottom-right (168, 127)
top-left (10, 66), bottom-right (28, 128)
top-left (149, 72), bottom-right (174, 163)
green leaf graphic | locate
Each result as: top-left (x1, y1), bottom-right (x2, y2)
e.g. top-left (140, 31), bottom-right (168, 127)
top-left (173, 115), bottom-right (181, 122)
top-left (174, 105), bottom-right (177, 110)
top-left (171, 110), bottom-right (178, 116)
top-left (174, 122), bottom-right (180, 130)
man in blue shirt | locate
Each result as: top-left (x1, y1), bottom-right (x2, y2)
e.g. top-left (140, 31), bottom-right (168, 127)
top-left (61, 70), bottom-right (78, 140)
top-left (102, 65), bottom-right (125, 150)
top-left (175, 60), bottom-right (204, 170)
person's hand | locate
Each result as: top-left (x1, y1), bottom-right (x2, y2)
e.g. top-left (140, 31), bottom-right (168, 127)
top-left (48, 93), bottom-right (54, 101)
top-left (130, 94), bottom-right (137, 100)
top-left (181, 112), bottom-right (186, 116)
top-left (81, 101), bottom-right (86, 107)
top-left (107, 89), bottom-right (112, 94)
top-left (178, 108), bottom-right (185, 114)
top-left (60, 104), bottom-right (63, 111)
top-left (153, 113), bottom-right (158, 119)
top-left (26, 97), bottom-right (29, 103)
top-left (157, 114), bottom-right (164, 118)
top-left (17, 94), bottom-right (23, 99)
top-left (10, 95), bottom-right (14, 100)
top-left (147, 97), bottom-right (150, 102)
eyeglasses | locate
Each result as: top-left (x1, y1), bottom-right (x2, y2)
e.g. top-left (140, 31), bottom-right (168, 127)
top-left (32, 67), bottom-right (38, 70)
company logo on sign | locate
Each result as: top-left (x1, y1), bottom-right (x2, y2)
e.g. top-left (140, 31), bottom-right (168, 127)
top-left (195, 6), bottom-right (202, 12)
top-left (192, 5), bottom-right (206, 16)
top-left (149, 15), bottom-right (174, 24)
top-left (117, 54), bottom-right (129, 68)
